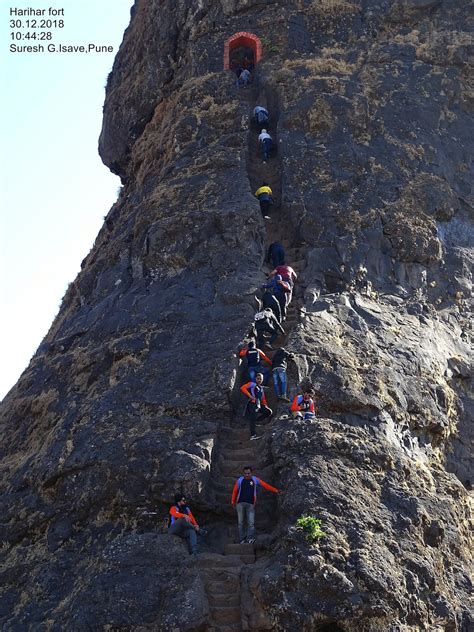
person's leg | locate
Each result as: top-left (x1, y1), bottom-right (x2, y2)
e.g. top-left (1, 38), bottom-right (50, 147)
top-left (268, 326), bottom-right (279, 345)
top-left (280, 368), bottom-right (288, 398)
top-left (247, 504), bottom-right (256, 540)
top-left (247, 403), bottom-right (257, 436)
top-left (261, 200), bottom-right (270, 217)
top-left (187, 526), bottom-right (198, 554)
top-left (249, 367), bottom-right (256, 382)
top-left (256, 325), bottom-right (265, 349)
top-left (236, 503), bottom-right (246, 541)
top-left (258, 405), bottom-right (272, 421)
top-left (272, 370), bottom-right (280, 397)
top-left (304, 412), bottom-right (315, 420)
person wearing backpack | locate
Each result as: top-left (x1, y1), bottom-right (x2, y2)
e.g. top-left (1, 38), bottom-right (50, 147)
top-left (253, 307), bottom-right (285, 350)
top-left (238, 340), bottom-right (272, 382)
top-left (266, 241), bottom-right (286, 267)
top-left (253, 106), bottom-right (269, 132)
top-left (231, 466), bottom-right (280, 543)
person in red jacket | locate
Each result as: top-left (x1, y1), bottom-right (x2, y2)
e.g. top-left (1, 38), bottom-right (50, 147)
top-left (168, 494), bottom-right (206, 555)
top-left (231, 466), bottom-right (280, 544)
top-left (240, 373), bottom-right (273, 440)
top-left (290, 388), bottom-right (316, 420)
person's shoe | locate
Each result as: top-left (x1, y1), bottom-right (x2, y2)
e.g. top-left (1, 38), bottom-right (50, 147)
top-left (198, 528), bottom-right (208, 536)
top-left (263, 160), bottom-right (267, 164)
top-left (281, 395), bottom-right (291, 402)
top-left (250, 434), bottom-right (261, 441)
top-left (264, 215), bottom-right (271, 220)
top-left (247, 538), bottom-right (256, 544)
top-left (239, 538), bottom-right (247, 545)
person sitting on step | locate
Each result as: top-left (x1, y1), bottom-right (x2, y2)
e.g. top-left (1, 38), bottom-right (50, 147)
top-left (258, 129), bottom-right (273, 163)
top-left (240, 373), bottom-right (273, 440)
top-left (253, 105), bottom-right (269, 132)
top-left (290, 388), bottom-right (317, 420)
top-left (238, 339), bottom-right (272, 383)
top-left (254, 182), bottom-right (273, 220)
top-left (168, 494), bottom-right (207, 556)
top-left (231, 465), bottom-right (280, 544)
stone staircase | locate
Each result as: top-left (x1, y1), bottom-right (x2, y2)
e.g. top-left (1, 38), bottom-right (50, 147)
top-left (194, 79), bottom-right (307, 632)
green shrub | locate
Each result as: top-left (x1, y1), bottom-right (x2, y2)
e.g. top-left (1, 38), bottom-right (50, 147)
top-left (296, 515), bottom-right (326, 542)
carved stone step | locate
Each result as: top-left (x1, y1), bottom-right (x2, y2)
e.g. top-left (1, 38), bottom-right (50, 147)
top-left (208, 592), bottom-right (240, 608)
top-left (209, 606), bottom-right (242, 625)
top-left (198, 553), bottom-right (243, 569)
top-left (224, 542), bottom-right (254, 556)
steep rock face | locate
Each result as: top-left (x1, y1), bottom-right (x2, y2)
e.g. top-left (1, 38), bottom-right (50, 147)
top-left (1, 1), bottom-right (472, 630)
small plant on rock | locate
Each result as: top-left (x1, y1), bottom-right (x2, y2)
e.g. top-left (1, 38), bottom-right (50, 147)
top-left (296, 515), bottom-right (326, 542)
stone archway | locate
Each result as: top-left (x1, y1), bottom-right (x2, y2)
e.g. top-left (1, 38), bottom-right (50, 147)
top-left (224, 31), bottom-right (262, 71)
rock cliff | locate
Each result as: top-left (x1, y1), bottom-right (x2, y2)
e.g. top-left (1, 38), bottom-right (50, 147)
top-left (0, 1), bottom-right (472, 630)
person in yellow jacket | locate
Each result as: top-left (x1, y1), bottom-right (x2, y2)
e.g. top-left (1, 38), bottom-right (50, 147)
top-left (255, 182), bottom-right (273, 219)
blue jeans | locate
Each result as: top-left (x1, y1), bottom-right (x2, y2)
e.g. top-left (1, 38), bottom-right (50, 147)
top-left (168, 518), bottom-right (197, 553)
top-left (261, 138), bottom-right (272, 161)
top-left (272, 367), bottom-right (287, 397)
top-left (236, 502), bottom-right (255, 540)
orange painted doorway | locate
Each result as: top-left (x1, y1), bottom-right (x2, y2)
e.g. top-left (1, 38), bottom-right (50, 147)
top-left (224, 32), bottom-right (262, 71)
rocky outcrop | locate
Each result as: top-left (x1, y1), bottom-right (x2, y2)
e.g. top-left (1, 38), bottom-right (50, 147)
top-left (1, 0), bottom-right (472, 630)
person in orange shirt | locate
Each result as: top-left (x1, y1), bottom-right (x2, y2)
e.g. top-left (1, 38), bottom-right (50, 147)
top-left (231, 466), bottom-right (280, 544)
top-left (240, 373), bottom-right (273, 440)
top-left (290, 388), bottom-right (316, 420)
top-left (168, 494), bottom-right (206, 555)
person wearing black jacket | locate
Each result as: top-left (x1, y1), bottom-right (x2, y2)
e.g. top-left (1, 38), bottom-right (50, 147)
top-left (254, 309), bottom-right (285, 350)
top-left (271, 347), bottom-right (294, 401)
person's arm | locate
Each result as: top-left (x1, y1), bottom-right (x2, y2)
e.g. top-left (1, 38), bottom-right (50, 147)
top-left (170, 506), bottom-right (192, 523)
top-left (279, 280), bottom-right (291, 293)
top-left (231, 481), bottom-right (239, 505)
top-left (238, 348), bottom-right (247, 358)
top-left (290, 396), bottom-right (300, 412)
top-left (257, 478), bottom-right (280, 494)
top-left (187, 509), bottom-right (199, 527)
top-left (240, 382), bottom-right (255, 402)
top-left (271, 314), bottom-right (285, 334)
top-left (309, 400), bottom-right (316, 414)
top-left (259, 350), bottom-right (272, 366)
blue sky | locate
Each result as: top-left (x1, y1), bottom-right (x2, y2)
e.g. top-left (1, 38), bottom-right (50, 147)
top-left (0, 0), bottom-right (133, 399)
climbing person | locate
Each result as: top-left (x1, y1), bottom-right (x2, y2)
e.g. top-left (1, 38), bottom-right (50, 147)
top-left (238, 67), bottom-right (251, 87)
top-left (231, 466), bottom-right (280, 544)
top-left (258, 129), bottom-right (273, 163)
top-left (268, 264), bottom-right (298, 308)
top-left (271, 347), bottom-right (295, 401)
top-left (290, 388), bottom-right (316, 419)
top-left (238, 340), bottom-right (272, 383)
top-left (258, 289), bottom-right (283, 323)
top-left (168, 494), bottom-right (207, 556)
top-left (269, 264), bottom-right (298, 287)
top-left (266, 241), bottom-right (285, 267)
top-left (240, 373), bottom-right (273, 440)
top-left (254, 182), bottom-right (273, 219)
top-left (254, 307), bottom-right (285, 350)
top-left (253, 106), bottom-right (269, 132)
top-left (263, 274), bottom-right (291, 320)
